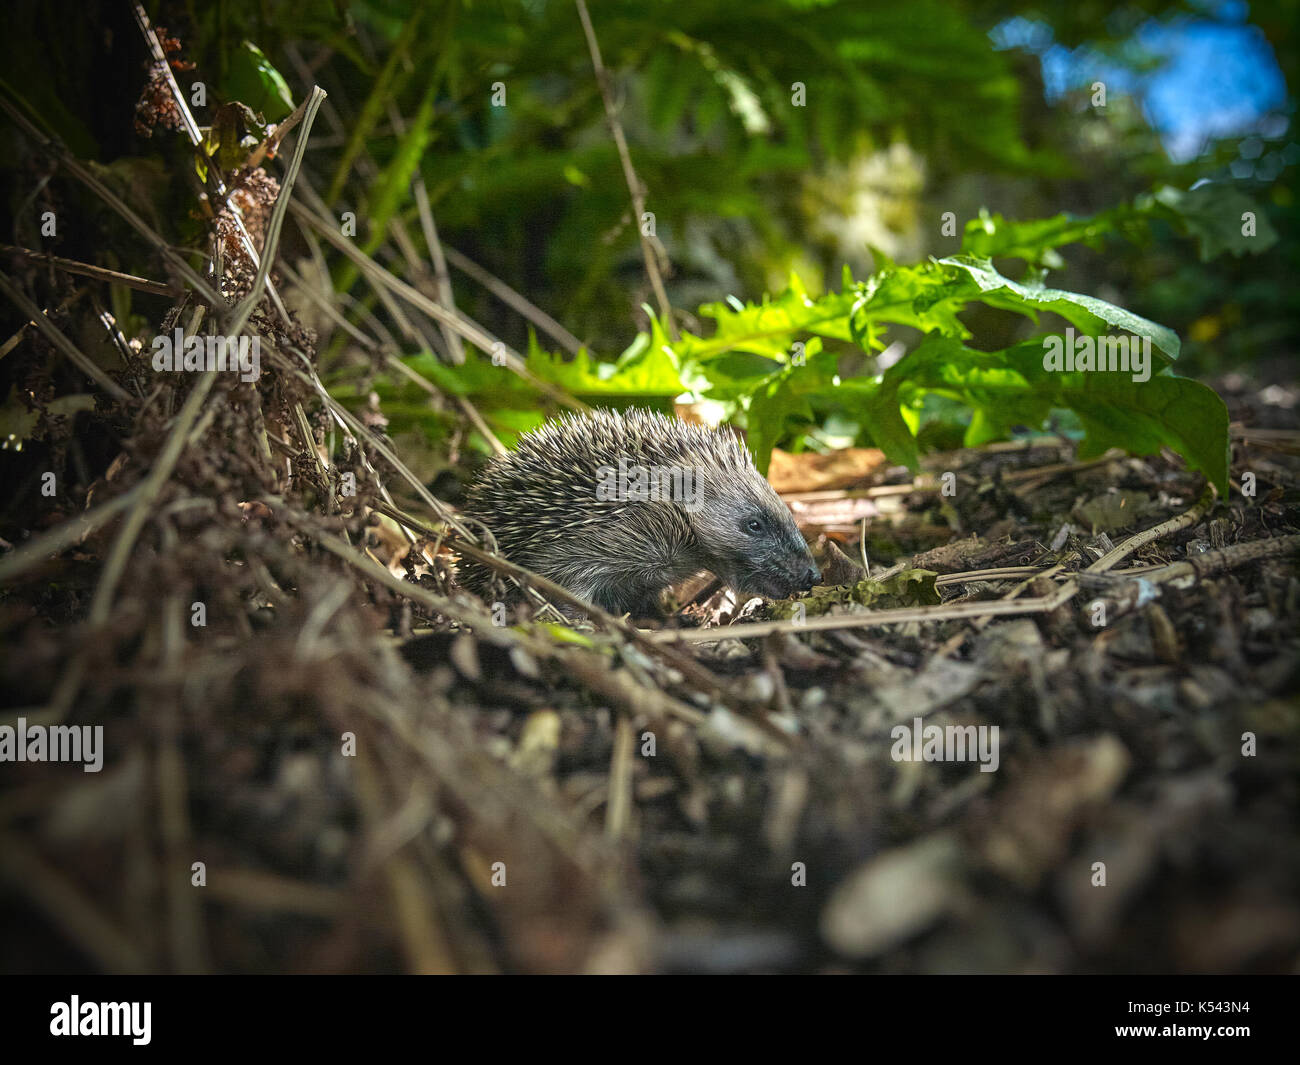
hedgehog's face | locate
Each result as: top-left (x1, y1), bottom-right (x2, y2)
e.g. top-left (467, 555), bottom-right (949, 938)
top-left (689, 476), bottom-right (821, 602)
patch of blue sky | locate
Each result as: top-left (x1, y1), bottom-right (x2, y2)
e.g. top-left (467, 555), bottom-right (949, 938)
top-left (991, 4), bottom-right (1288, 163)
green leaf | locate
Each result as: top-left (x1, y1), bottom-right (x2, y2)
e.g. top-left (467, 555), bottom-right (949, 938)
top-left (224, 42), bottom-right (294, 123)
top-left (0, 390), bottom-right (96, 449)
top-left (959, 208), bottom-right (1113, 265)
top-left (851, 568), bottom-right (941, 607)
top-left (525, 341), bottom-right (684, 399)
top-left (857, 336), bottom-right (1228, 493)
top-left (746, 367), bottom-right (814, 475)
top-left (1139, 184), bottom-right (1279, 261)
top-left (938, 254), bottom-right (1181, 360)
top-left (1004, 341), bottom-right (1229, 494)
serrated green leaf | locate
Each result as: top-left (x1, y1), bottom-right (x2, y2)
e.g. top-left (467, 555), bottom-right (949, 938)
top-left (1143, 184), bottom-right (1279, 260)
top-left (939, 254), bottom-right (1181, 360)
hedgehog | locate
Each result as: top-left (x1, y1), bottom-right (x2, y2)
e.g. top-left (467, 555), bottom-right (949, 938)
top-left (460, 408), bottom-right (821, 616)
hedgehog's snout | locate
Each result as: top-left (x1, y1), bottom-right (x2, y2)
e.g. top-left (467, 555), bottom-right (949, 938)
top-left (745, 535), bottom-right (820, 599)
top-left (777, 554), bottom-right (820, 594)
top-left (797, 560), bottom-right (821, 591)
top-left (743, 501), bottom-right (820, 597)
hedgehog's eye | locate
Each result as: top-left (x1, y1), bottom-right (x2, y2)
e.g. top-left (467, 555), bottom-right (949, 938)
top-left (745, 518), bottom-right (763, 535)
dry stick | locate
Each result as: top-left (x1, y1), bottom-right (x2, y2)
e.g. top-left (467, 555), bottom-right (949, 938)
top-left (970, 562), bottom-right (1066, 634)
top-left (292, 44), bottom-right (444, 357)
top-left (782, 481), bottom-right (937, 504)
top-left (1002, 449), bottom-right (1124, 485)
top-left (205, 868), bottom-right (345, 915)
top-left (291, 212), bottom-right (401, 352)
top-left (605, 717), bottom-right (635, 842)
top-left (293, 38), bottom-right (564, 366)
top-left (1087, 488), bottom-right (1214, 572)
top-left (935, 564), bottom-right (1052, 587)
top-left (296, 91), bottom-right (505, 454)
top-left (288, 200), bottom-right (455, 442)
top-left (389, 116), bottom-right (463, 365)
top-left (281, 259), bottom-right (506, 459)
top-left (0, 95), bottom-right (220, 305)
top-left (292, 400), bottom-right (346, 541)
top-left (307, 525), bottom-right (708, 730)
top-left (89, 372), bottom-right (218, 628)
top-left (402, 180), bottom-right (506, 454)
top-left (1, 245), bottom-right (180, 297)
top-left (649, 487), bottom-right (1217, 644)
top-left (289, 200), bottom-right (590, 413)
top-left (226, 87), bottom-right (328, 340)
top-left (382, 348), bottom-right (508, 457)
top-left (0, 270), bottom-right (132, 401)
top-left (261, 337), bottom-right (425, 560)
top-left (127, 0), bottom-right (295, 328)
top-left (156, 591), bottom-right (211, 974)
top-left (243, 95), bottom-right (312, 172)
top-left (130, 1), bottom-right (200, 143)
top-left (0, 484), bottom-right (146, 586)
top-left (0, 319), bottom-right (32, 361)
top-left (218, 147), bottom-right (412, 531)
top-left (459, 403), bottom-right (508, 458)
top-left (574, 0), bottom-right (677, 340)
top-left (1232, 425), bottom-right (1300, 455)
top-left (441, 244), bottom-right (585, 357)
top-left (0, 832), bottom-right (150, 973)
top-left (284, 263), bottom-right (506, 507)
top-left (278, 259), bottom-right (381, 350)
top-left (780, 451), bottom-right (1124, 506)
top-left (1231, 426), bottom-right (1300, 441)
top-left (353, 743), bottom-right (457, 974)
top-left (369, 501), bottom-right (767, 720)
top-left (367, 249), bottom-right (441, 350)
top-left (237, 179), bottom-right (421, 555)
top-left (287, 38), bottom-right (584, 363)
top-left (0, 289), bottom-right (83, 362)
top-left (203, 869), bottom-right (346, 918)
top-left (266, 343), bottom-right (473, 539)
top-left (94, 302), bottom-right (148, 398)
top-left (294, 200), bottom-right (401, 347)
top-left (1082, 533), bottom-right (1300, 589)
top-left (301, 175), bottom-right (476, 341)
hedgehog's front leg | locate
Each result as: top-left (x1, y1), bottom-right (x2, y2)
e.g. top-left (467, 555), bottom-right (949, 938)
top-left (590, 576), bottom-right (669, 619)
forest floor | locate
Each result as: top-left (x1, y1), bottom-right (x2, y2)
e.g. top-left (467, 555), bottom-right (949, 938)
top-left (2, 358), bottom-right (1296, 974)
top-left (3, 0), bottom-right (1297, 980)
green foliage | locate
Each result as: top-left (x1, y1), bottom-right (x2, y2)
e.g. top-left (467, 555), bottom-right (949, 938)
top-left (850, 568), bottom-right (942, 608)
top-left (223, 42), bottom-right (296, 123)
top-left (2, 0), bottom-right (1276, 504)
top-left (200, 0), bottom-right (1053, 346)
top-left (937, 255), bottom-right (1179, 358)
top-left (395, 196), bottom-right (1241, 494)
top-left (965, 187), bottom-right (1280, 267)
